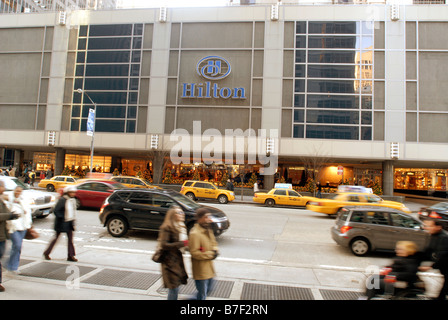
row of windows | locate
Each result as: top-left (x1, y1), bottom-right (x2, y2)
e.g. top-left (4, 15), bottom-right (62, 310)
top-left (294, 65), bottom-right (372, 79)
top-left (296, 50), bottom-right (371, 64)
top-left (296, 36), bottom-right (373, 50)
top-left (77, 51), bottom-right (142, 64)
top-left (295, 21), bottom-right (374, 35)
top-left (294, 95), bottom-right (372, 109)
top-left (75, 64), bottom-right (141, 77)
top-left (294, 79), bottom-right (372, 94)
top-left (70, 119), bottom-right (136, 133)
top-left (78, 24), bottom-right (143, 37)
top-left (293, 125), bottom-right (372, 140)
top-left (293, 110), bottom-right (372, 125)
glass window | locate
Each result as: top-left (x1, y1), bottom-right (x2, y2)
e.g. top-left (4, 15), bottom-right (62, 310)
top-left (296, 21), bottom-right (307, 34)
top-left (89, 24), bottom-right (133, 36)
top-left (128, 92), bottom-right (138, 104)
top-left (79, 25), bottom-right (88, 37)
top-left (76, 52), bottom-right (86, 63)
top-left (307, 95), bottom-right (359, 109)
top-left (126, 120), bottom-right (136, 133)
top-left (350, 211), bottom-right (365, 223)
top-left (81, 92), bottom-right (128, 104)
top-left (307, 65), bottom-right (357, 79)
top-left (293, 124), bottom-right (304, 138)
top-left (84, 78), bottom-right (128, 91)
top-left (129, 78), bottom-right (139, 90)
top-left (294, 110), bottom-right (304, 123)
top-left (274, 189), bottom-right (287, 196)
top-left (361, 111), bottom-right (372, 125)
top-left (131, 51), bottom-right (141, 63)
top-left (307, 110), bottom-right (359, 124)
top-left (87, 51), bottom-right (131, 63)
top-left (134, 24), bottom-right (143, 35)
top-left (308, 36), bottom-right (358, 49)
top-left (88, 37), bottom-right (132, 50)
top-left (128, 192), bottom-right (152, 205)
top-left (130, 64), bottom-right (140, 76)
top-left (347, 195), bottom-right (361, 202)
top-left (295, 65), bottom-right (306, 77)
top-left (390, 213), bottom-right (421, 229)
top-left (307, 80), bottom-right (357, 94)
top-left (296, 36), bottom-right (306, 48)
top-left (85, 64), bottom-right (130, 77)
top-left (366, 211), bottom-right (389, 225)
top-left (308, 50), bottom-right (357, 64)
top-left (294, 94), bottom-right (305, 108)
top-left (76, 65), bottom-right (85, 76)
top-left (294, 79), bottom-right (305, 92)
top-left (288, 190), bottom-right (300, 197)
top-left (127, 106), bottom-right (137, 118)
top-left (132, 37), bottom-right (142, 49)
top-left (70, 119), bottom-right (80, 131)
top-left (96, 106), bottom-right (126, 118)
top-left (361, 127), bottom-right (372, 140)
top-left (295, 50), bottom-right (306, 63)
top-left (361, 96), bottom-right (372, 109)
top-left (94, 120), bottom-right (125, 132)
top-left (308, 22), bottom-right (357, 34)
top-left (152, 194), bottom-right (174, 208)
top-left (306, 125), bottom-right (359, 140)
top-left (78, 38), bottom-right (87, 50)
top-left (71, 106), bottom-right (81, 117)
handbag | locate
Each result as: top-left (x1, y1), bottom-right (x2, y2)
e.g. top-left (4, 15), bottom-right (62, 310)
top-left (152, 248), bottom-right (166, 263)
top-left (25, 227), bottom-right (39, 240)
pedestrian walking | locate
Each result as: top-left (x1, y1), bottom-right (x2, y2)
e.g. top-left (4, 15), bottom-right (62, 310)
top-left (254, 180), bottom-right (260, 193)
top-left (0, 181), bottom-right (19, 292)
top-left (6, 186), bottom-right (32, 275)
top-left (225, 179), bottom-right (234, 192)
top-left (189, 208), bottom-right (219, 300)
top-left (419, 219), bottom-right (448, 300)
top-left (157, 206), bottom-right (189, 300)
top-left (317, 182), bottom-right (322, 198)
top-left (43, 185), bottom-right (78, 262)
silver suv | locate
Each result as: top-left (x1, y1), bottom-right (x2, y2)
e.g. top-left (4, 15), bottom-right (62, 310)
top-left (0, 176), bottom-right (56, 218)
top-left (331, 206), bottom-right (429, 256)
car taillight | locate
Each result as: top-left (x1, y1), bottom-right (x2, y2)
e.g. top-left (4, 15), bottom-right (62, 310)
top-left (340, 226), bottom-right (352, 234)
top-left (429, 211), bottom-right (442, 219)
top-left (99, 203), bottom-right (107, 214)
top-left (181, 187), bottom-right (184, 191)
top-left (254, 194), bottom-right (257, 197)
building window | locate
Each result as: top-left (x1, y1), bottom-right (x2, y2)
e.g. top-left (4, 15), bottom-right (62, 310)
top-left (71, 24), bottom-right (144, 133)
top-left (294, 21), bottom-right (373, 140)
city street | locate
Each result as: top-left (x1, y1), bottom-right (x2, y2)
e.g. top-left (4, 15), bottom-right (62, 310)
top-left (3, 200), bottom-right (443, 301)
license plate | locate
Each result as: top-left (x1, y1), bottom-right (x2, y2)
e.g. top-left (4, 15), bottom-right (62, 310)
top-left (43, 209), bottom-right (51, 215)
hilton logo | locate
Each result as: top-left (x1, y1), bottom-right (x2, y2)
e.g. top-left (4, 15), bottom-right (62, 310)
top-left (181, 56), bottom-right (246, 100)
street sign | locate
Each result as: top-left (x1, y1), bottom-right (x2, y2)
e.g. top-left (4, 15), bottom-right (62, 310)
top-left (87, 108), bottom-right (95, 137)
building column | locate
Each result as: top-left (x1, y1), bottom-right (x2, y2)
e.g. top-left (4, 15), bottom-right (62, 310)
top-left (382, 160), bottom-right (394, 196)
top-left (54, 148), bottom-right (66, 175)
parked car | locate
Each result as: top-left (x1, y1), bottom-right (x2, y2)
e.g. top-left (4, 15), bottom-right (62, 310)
top-left (331, 206), bottom-right (429, 256)
top-left (253, 188), bottom-right (315, 207)
top-left (110, 176), bottom-right (161, 189)
top-left (418, 202), bottom-right (448, 230)
top-left (66, 180), bottom-right (127, 209)
top-left (307, 192), bottom-right (411, 216)
top-left (38, 175), bottom-right (77, 192)
top-left (0, 176), bottom-right (56, 218)
top-left (180, 180), bottom-right (235, 204)
top-left (99, 188), bottom-right (230, 237)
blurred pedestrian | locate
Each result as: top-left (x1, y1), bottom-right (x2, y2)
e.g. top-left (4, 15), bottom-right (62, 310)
top-left (364, 241), bottom-right (420, 299)
top-left (157, 206), bottom-right (189, 300)
top-left (317, 182), bottom-right (322, 198)
top-left (226, 179), bottom-right (234, 192)
top-left (43, 186), bottom-right (78, 262)
top-left (6, 186), bottom-right (32, 275)
top-left (419, 219), bottom-right (448, 300)
top-left (0, 181), bottom-right (19, 292)
top-left (189, 208), bottom-right (219, 300)
top-left (254, 180), bottom-right (260, 193)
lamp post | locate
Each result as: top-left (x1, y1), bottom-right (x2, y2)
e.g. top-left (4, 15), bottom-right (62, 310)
top-left (77, 88), bottom-right (97, 174)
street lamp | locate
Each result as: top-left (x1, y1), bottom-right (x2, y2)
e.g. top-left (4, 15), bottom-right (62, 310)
top-left (77, 88), bottom-right (97, 174)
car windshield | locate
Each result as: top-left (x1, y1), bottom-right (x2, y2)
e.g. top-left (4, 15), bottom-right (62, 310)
top-left (142, 179), bottom-right (153, 185)
top-left (2, 178), bottom-right (30, 191)
top-left (170, 192), bottom-right (201, 210)
top-left (111, 182), bottom-right (127, 189)
top-left (430, 202), bottom-right (448, 211)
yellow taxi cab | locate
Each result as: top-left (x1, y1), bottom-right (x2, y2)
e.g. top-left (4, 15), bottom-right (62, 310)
top-left (306, 185), bottom-right (411, 216)
top-left (253, 184), bottom-right (316, 207)
top-left (110, 176), bottom-right (161, 189)
top-left (38, 175), bottom-right (77, 192)
top-left (180, 180), bottom-right (235, 204)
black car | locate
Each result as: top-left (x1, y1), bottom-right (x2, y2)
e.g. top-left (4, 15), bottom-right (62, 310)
top-left (418, 202), bottom-right (448, 230)
top-left (99, 189), bottom-right (230, 237)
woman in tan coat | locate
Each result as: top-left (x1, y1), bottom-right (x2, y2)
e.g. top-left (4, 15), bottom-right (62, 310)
top-left (157, 206), bottom-right (189, 300)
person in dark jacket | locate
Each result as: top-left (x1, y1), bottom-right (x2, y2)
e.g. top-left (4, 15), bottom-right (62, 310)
top-left (225, 179), bottom-right (234, 192)
top-left (43, 186), bottom-right (78, 262)
top-left (419, 219), bottom-right (448, 300)
top-left (365, 241), bottom-right (420, 299)
top-left (157, 206), bottom-right (189, 300)
top-left (0, 181), bottom-right (19, 292)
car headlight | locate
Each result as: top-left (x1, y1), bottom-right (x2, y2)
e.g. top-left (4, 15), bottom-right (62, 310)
top-left (50, 195), bottom-right (56, 202)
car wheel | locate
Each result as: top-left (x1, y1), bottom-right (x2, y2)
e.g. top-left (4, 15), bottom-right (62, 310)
top-left (350, 238), bottom-right (370, 256)
top-left (265, 199), bottom-right (275, 207)
top-left (186, 192), bottom-right (196, 201)
top-left (107, 216), bottom-right (128, 237)
top-left (218, 194), bottom-right (228, 204)
top-left (46, 184), bottom-right (55, 192)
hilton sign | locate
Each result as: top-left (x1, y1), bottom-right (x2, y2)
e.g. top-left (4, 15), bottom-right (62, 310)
top-left (181, 56), bottom-right (247, 100)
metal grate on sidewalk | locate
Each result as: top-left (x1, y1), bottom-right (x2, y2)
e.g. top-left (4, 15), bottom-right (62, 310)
top-left (320, 289), bottom-right (362, 300)
top-left (81, 268), bottom-right (160, 290)
top-left (157, 279), bottom-right (234, 299)
top-left (20, 262), bottom-right (96, 281)
top-left (241, 283), bottom-right (314, 300)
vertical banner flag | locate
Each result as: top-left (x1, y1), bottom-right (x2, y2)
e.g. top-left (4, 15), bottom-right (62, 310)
top-left (87, 108), bottom-right (95, 137)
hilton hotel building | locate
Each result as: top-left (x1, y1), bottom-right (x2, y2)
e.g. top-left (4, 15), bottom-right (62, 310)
top-left (1, 0), bottom-right (448, 196)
